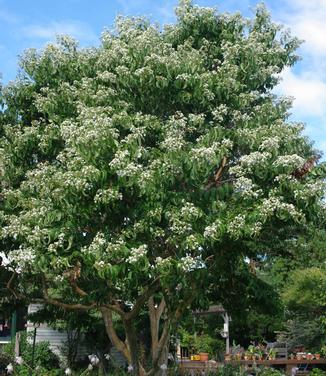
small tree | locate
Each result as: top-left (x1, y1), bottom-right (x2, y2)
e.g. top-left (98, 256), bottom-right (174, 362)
top-left (1, 1), bottom-right (325, 375)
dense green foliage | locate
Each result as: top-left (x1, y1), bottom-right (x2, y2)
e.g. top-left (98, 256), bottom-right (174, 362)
top-left (0, 1), bottom-right (325, 373)
top-left (260, 228), bottom-right (326, 351)
top-left (3, 331), bottom-right (60, 373)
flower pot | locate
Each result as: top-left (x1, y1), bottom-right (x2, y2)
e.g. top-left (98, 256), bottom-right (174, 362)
top-left (236, 354), bottom-right (242, 361)
top-left (200, 352), bottom-right (209, 362)
top-left (315, 354), bottom-right (321, 360)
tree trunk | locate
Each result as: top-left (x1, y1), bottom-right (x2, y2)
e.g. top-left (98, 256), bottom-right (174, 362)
top-left (124, 319), bottom-right (143, 376)
top-left (101, 301), bottom-right (174, 376)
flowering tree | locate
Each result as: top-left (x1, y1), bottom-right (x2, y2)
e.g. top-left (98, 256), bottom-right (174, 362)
top-left (0, 1), bottom-right (325, 375)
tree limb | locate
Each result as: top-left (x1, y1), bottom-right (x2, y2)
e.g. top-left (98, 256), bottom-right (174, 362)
top-left (6, 271), bottom-right (25, 300)
top-left (125, 279), bottom-right (160, 320)
top-left (205, 156), bottom-right (228, 190)
top-left (101, 307), bottom-right (131, 363)
top-left (41, 276), bottom-right (96, 311)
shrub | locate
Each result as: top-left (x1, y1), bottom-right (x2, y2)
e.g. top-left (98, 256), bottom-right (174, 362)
top-left (310, 369), bottom-right (326, 376)
top-left (3, 331), bottom-right (60, 370)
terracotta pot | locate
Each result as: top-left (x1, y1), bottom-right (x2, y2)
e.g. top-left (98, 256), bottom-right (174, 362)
top-left (200, 352), bottom-right (209, 362)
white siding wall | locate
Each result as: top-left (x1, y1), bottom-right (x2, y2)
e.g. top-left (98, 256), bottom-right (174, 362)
top-left (27, 304), bottom-right (87, 359)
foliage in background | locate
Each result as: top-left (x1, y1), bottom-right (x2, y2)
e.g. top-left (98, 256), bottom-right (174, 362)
top-left (3, 331), bottom-right (60, 370)
top-left (261, 228), bottom-right (326, 351)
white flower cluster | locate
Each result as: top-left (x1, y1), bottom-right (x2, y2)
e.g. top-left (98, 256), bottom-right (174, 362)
top-left (82, 232), bottom-right (107, 256)
top-left (293, 181), bottom-right (325, 201)
top-left (126, 244), bottom-right (148, 264)
top-left (179, 255), bottom-right (205, 273)
top-left (117, 162), bottom-right (143, 178)
top-left (273, 154), bottom-right (305, 169)
top-left (274, 174), bottom-right (297, 184)
top-left (54, 275), bottom-right (65, 283)
top-left (97, 71), bottom-right (117, 83)
top-left (160, 113), bottom-right (188, 152)
top-left (238, 151), bottom-right (271, 172)
top-left (94, 188), bottom-right (122, 204)
top-left (109, 150), bottom-right (130, 170)
top-left (1, 215), bottom-right (28, 239)
top-left (9, 246), bottom-right (36, 270)
top-left (94, 260), bottom-right (108, 270)
top-left (48, 232), bottom-right (66, 254)
top-left (203, 219), bottom-right (222, 239)
top-left (155, 256), bottom-right (172, 268)
top-left (249, 221), bottom-right (263, 237)
top-left (106, 238), bottom-right (126, 254)
top-left (227, 214), bottom-right (246, 238)
top-left (231, 110), bottom-right (252, 123)
top-left (188, 113), bottom-right (205, 127)
top-left (26, 225), bottom-right (49, 246)
top-left (260, 196), bottom-right (304, 222)
top-left (184, 234), bottom-right (200, 250)
top-left (169, 218), bottom-right (192, 235)
top-left (191, 139), bottom-right (233, 165)
top-left (211, 104), bottom-right (228, 122)
top-left (234, 177), bottom-right (262, 199)
top-left (109, 146), bottom-right (143, 179)
top-left (191, 142), bottom-right (220, 163)
top-left (180, 202), bottom-right (201, 220)
top-left (161, 130), bottom-right (186, 151)
top-left (122, 125), bottom-right (147, 146)
top-left (259, 136), bottom-right (280, 151)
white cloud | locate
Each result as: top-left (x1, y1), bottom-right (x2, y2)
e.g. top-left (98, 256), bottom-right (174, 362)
top-left (271, 0), bottom-right (326, 158)
top-left (279, 0), bottom-right (326, 58)
top-left (22, 21), bottom-right (97, 44)
top-left (278, 68), bottom-right (326, 118)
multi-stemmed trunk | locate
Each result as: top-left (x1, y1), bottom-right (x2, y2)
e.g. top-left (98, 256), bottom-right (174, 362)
top-left (101, 297), bottom-right (171, 376)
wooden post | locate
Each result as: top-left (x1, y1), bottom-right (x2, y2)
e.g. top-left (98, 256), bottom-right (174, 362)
top-left (222, 313), bottom-right (230, 354)
top-left (14, 332), bottom-right (20, 357)
top-left (10, 311), bottom-right (17, 340)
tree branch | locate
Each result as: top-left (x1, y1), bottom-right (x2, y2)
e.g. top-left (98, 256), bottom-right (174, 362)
top-left (6, 271), bottom-right (25, 300)
top-left (205, 156), bottom-right (228, 190)
top-left (101, 307), bottom-right (131, 363)
top-left (41, 276), bottom-right (96, 311)
top-left (125, 279), bottom-right (160, 320)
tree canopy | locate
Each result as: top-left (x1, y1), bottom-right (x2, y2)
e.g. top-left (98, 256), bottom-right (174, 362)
top-left (0, 1), bottom-right (325, 375)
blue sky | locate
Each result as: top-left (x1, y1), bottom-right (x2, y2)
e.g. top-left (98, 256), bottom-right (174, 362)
top-left (0, 0), bottom-right (325, 159)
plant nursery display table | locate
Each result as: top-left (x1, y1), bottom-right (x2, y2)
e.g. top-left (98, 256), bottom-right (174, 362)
top-left (179, 359), bottom-right (220, 374)
top-left (179, 359), bottom-right (326, 375)
top-left (225, 358), bottom-right (326, 375)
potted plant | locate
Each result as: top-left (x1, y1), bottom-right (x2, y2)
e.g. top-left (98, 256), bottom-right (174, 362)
top-left (224, 353), bottom-right (232, 362)
top-left (268, 348), bottom-right (277, 360)
top-left (307, 353), bottom-right (314, 360)
top-left (248, 345), bottom-right (256, 360)
top-left (319, 345), bottom-right (326, 359)
top-left (194, 334), bottom-right (217, 362)
top-left (296, 353), bottom-right (303, 360)
top-left (235, 352), bottom-right (243, 361)
top-left (256, 348), bottom-right (264, 361)
top-left (244, 351), bottom-right (251, 361)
